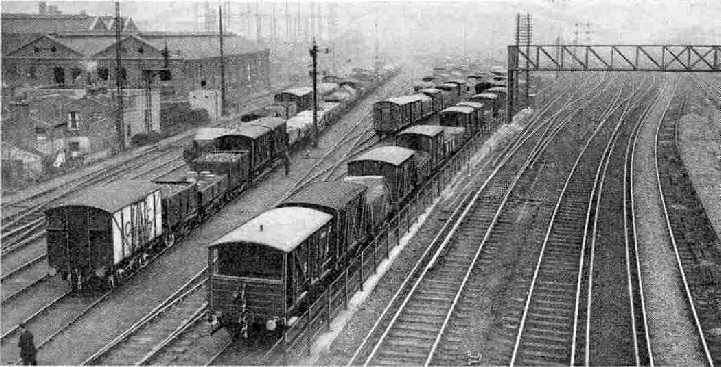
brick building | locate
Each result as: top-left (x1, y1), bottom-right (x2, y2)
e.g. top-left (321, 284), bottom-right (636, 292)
top-left (2, 12), bottom-right (271, 103)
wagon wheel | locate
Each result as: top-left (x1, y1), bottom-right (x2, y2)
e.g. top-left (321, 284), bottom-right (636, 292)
top-left (165, 233), bottom-right (176, 247)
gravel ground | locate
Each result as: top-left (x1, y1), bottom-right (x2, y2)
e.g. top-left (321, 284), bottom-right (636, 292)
top-left (633, 76), bottom-right (705, 366)
top-left (29, 75), bottom-right (408, 365)
top-left (677, 94), bottom-right (721, 247)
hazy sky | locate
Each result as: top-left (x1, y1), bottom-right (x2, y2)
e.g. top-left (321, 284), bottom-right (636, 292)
top-left (3, 0), bottom-right (719, 60)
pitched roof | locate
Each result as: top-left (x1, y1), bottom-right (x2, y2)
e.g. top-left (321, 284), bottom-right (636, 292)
top-left (2, 13), bottom-right (98, 34)
top-left (143, 34), bottom-right (266, 59)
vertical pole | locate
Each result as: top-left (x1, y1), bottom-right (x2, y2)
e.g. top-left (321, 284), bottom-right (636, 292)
top-left (311, 38), bottom-right (319, 148)
top-left (525, 14), bottom-right (530, 108)
top-left (556, 36), bottom-right (561, 78)
top-left (256, 2), bottom-right (262, 43)
top-left (515, 14), bottom-right (520, 115)
top-left (507, 46), bottom-right (517, 124)
top-left (114, 1), bottom-right (125, 151)
top-left (219, 6), bottom-right (226, 117)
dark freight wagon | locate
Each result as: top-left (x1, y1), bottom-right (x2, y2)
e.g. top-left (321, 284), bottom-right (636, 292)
top-left (396, 125), bottom-right (446, 170)
top-left (274, 87), bottom-right (313, 112)
top-left (214, 125), bottom-right (275, 177)
top-left (208, 207), bottom-right (334, 338)
top-left (46, 180), bottom-right (164, 289)
top-left (456, 101), bottom-right (485, 134)
top-left (440, 106), bottom-right (475, 138)
top-left (278, 181), bottom-right (369, 267)
top-left (347, 146), bottom-right (418, 209)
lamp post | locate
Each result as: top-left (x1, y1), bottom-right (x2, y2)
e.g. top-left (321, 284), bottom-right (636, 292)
top-left (309, 37), bottom-right (330, 148)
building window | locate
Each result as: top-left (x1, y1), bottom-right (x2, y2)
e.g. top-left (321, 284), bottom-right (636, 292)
top-left (28, 66), bottom-right (37, 79)
top-left (34, 46), bottom-right (40, 53)
top-left (70, 67), bottom-right (83, 83)
top-left (68, 141), bottom-right (80, 157)
top-left (126, 124), bottom-right (132, 138)
top-left (35, 127), bottom-right (47, 141)
top-left (97, 67), bottom-right (109, 80)
top-left (50, 46), bottom-right (56, 53)
top-left (137, 47), bottom-right (144, 54)
top-left (200, 79), bottom-right (207, 88)
top-left (67, 111), bottom-right (79, 130)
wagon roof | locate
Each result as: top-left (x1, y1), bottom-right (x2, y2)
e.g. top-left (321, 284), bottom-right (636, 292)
top-left (456, 101), bottom-right (484, 109)
top-left (418, 88), bottom-right (442, 95)
top-left (211, 207), bottom-right (332, 253)
top-left (384, 95), bottom-right (425, 105)
top-left (399, 125), bottom-right (444, 137)
top-left (442, 126), bottom-right (466, 136)
top-left (446, 78), bottom-right (468, 85)
top-left (435, 83), bottom-right (458, 89)
top-left (442, 106), bottom-right (474, 114)
top-left (49, 180), bottom-right (158, 213)
top-left (249, 116), bottom-right (286, 130)
top-left (472, 93), bottom-right (498, 100)
top-left (280, 181), bottom-right (366, 213)
top-left (194, 127), bottom-right (233, 141)
top-left (350, 146), bottom-right (415, 166)
top-left (487, 86), bottom-right (507, 93)
top-left (280, 87), bottom-right (313, 97)
top-left (218, 124), bottom-right (270, 139)
top-left (408, 93), bottom-right (432, 102)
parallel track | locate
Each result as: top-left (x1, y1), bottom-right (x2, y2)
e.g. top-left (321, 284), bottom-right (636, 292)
top-left (345, 73), bottom-right (619, 366)
top-left (655, 82), bottom-right (719, 365)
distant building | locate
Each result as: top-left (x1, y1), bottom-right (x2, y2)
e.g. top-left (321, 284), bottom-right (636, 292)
top-left (2, 10), bottom-right (270, 104)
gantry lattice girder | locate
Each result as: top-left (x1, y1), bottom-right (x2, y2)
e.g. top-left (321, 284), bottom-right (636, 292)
top-left (508, 45), bottom-right (721, 72)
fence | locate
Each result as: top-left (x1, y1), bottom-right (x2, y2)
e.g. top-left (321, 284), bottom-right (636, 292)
top-left (263, 117), bottom-right (503, 364)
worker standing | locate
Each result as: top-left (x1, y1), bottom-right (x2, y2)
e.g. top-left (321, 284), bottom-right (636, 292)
top-left (17, 323), bottom-right (37, 365)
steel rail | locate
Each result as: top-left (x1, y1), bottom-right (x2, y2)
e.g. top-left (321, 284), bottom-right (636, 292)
top-left (510, 76), bottom-right (630, 366)
top-left (81, 268), bottom-right (206, 365)
top-left (581, 74), bottom-right (659, 366)
top-left (357, 74), bottom-right (617, 367)
top-left (625, 77), bottom-right (669, 367)
top-left (653, 79), bottom-right (714, 366)
top-left (347, 72), bottom-right (610, 366)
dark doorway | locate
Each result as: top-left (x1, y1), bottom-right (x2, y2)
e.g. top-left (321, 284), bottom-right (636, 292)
top-left (53, 67), bottom-right (65, 85)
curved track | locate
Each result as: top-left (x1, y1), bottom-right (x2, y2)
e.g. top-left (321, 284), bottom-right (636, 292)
top-left (654, 81), bottom-right (719, 365)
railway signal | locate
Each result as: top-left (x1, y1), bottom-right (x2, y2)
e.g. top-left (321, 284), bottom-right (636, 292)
top-left (309, 37), bottom-right (330, 148)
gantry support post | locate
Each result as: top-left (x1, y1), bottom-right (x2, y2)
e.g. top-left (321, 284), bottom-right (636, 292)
top-left (507, 45), bottom-right (518, 123)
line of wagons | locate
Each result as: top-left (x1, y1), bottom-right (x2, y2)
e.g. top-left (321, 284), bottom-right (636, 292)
top-left (44, 65), bottom-right (401, 291)
top-left (206, 69), bottom-right (505, 339)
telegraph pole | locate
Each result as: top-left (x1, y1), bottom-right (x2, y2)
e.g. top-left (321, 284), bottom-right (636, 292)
top-left (114, 1), bottom-right (125, 150)
top-left (310, 37), bottom-right (319, 148)
top-left (219, 6), bottom-right (226, 116)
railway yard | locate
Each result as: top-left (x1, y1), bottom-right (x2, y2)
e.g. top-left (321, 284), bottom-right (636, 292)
top-left (3, 51), bottom-right (721, 367)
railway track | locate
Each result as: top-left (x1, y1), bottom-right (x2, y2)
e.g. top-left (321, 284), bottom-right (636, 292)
top-left (343, 73), bottom-right (622, 366)
top-left (20, 72), bottom-right (407, 366)
top-left (655, 82), bottom-right (720, 365)
top-left (0, 85), bottom-right (286, 256)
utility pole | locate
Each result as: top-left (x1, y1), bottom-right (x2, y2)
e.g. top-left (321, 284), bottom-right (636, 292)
top-left (310, 37), bottom-right (319, 148)
top-left (309, 38), bottom-right (329, 148)
top-left (256, 1), bottom-right (262, 43)
top-left (219, 6), bottom-right (226, 116)
top-left (114, 1), bottom-right (125, 150)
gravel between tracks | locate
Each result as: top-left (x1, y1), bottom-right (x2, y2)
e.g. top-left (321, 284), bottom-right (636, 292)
top-left (633, 77), bottom-right (705, 366)
top-left (677, 95), bottom-right (721, 247)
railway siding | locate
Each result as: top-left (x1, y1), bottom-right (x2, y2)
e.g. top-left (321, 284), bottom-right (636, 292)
top-left (632, 77), bottom-right (706, 366)
top-left (26, 72), bottom-right (406, 365)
